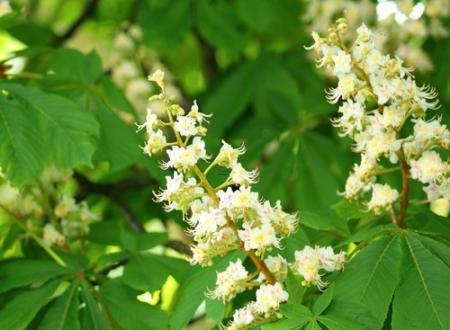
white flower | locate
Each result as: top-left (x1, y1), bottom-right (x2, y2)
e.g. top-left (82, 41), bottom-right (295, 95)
top-left (190, 208), bottom-right (227, 238)
top-left (332, 50), bottom-right (352, 76)
top-left (263, 255), bottom-right (288, 281)
top-left (43, 224), bottom-right (65, 247)
top-left (174, 116), bottom-right (197, 136)
top-left (230, 163), bottom-right (258, 186)
top-left (254, 283), bottom-right (289, 314)
top-left (410, 151), bottom-right (448, 184)
top-left (367, 183), bottom-right (399, 212)
top-left (163, 139), bottom-right (207, 172)
top-left (112, 60), bottom-right (139, 84)
top-left (365, 49), bottom-right (386, 74)
top-left (356, 23), bottom-right (372, 43)
top-left (424, 178), bottom-right (450, 202)
top-left (231, 187), bottom-right (260, 209)
top-left (334, 99), bottom-right (365, 136)
top-left (143, 130), bottom-right (167, 156)
top-left (148, 70), bottom-right (165, 90)
top-left (413, 118), bottom-right (449, 146)
top-left (126, 78), bottom-right (150, 102)
top-left (216, 141), bottom-right (245, 167)
top-left (54, 195), bottom-right (76, 218)
top-left (317, 246), bottom-right (338, 272)
top-left (217, 187), bottom-right (235, 210)
top-left (209, 259), bottom-right (249, 302)
top-left (137, 108), bottom-right (158, 133)
top-left (326, 74), bottom-right (359, 103)
top-left (239, 223), bottom-right (280, 252)
top-left (292, 246), bottom-right (321, 285)
top-left (188, 100), bottom-right (211, 123)
top-left (129, 25), bottom-right (143, 40)
top-left (229, 305), bottom-right (255, 328)
top-left (114, 32), bottom-right (134, 51)
top-left (190, 137), bottom-right (208, 159)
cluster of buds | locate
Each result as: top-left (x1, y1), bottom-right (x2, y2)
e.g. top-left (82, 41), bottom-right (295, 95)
top-left (105, 24), bottom-right (181, 117)
top-left (304, 0), bottom-right (450, 72)
top-left (309, 19), bottom-right (449, 219)
top-left (0, 167), bottom-right (98, 248)
top-left (140, 71), bottom-right (345, 329)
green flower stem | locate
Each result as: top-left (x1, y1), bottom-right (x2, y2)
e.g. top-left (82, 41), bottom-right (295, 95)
top-left (0, 204), bottom-right (67, 267)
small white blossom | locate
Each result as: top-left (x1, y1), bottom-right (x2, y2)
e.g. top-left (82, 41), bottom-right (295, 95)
top-left (209, 259), bottom-right (249, 302)
top-left (367, 183), bottom-right (399, 213)
top-left (410, 151), bottom-right (448, 184)
top-left (174, 116), bottom-right (198, 137)
top-left (254, 283), bottom-right (289, 315)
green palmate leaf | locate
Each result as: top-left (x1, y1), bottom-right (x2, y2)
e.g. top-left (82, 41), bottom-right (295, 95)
top-left (0, 280), bottom-right (60, 330)
top-left (392, 233), bottom-right (450, 329)
top-left (45, 49), bottom-right (103, 92)
top-left (89, 96), bottom-right (140, 172)
top-left (138, 0), bottom-right (191, 53)
top-left (253, 56), bottom-right (301, 123)
top-left (37, 282), bottom-right (80, 330)
top-left (203, 60), bottom-right (257, 149)
top-left (317, 313), bottom-right (367, 330)
top-left (80, 281), bottom-right (109, 330)
top-left (416, 234), bottom-right (450, 267)
top-left (313, 283), bottom-right (334, 316)
top-left (235, 0), bottom-right (276, 33)
top-left (281, 303), bottom-right (312, 321)
top-left (336, 224), bottom-right (396, 248)
top-left (1, 83), bottom-right (99, 167)
top-left (99, 280), bottom-right (168, 330)
top-left (255, 139), bottom-right (296, 203)
top-left (42, 48), bottom-right (140, 172)
top-left (169, 251), bottom-right (244, 330)
top-left (296, 133), bottom-right (344, 210)
top-left (205, 298), bottom-right (225, 323)
top-left (196, 0), bottom-right (245, 54)
top-left (0, 259), bottom-right (70, 294)
top-left (300, 209), bottom-right (349, 237)
top-left (120, 228), bottom-right (169, 252)
top-left (334, 235), bottom-right (402, 325)
top-left (0, 83), bottom-right (99, 185)
top-left (331, 198), bottom-right (373, 221)
top-left (284, 271), bottom-right (306, 305)
top-left (0, 95), bottom-right (43, 185)
top-left (122, 254), bottom-right (189, 292)
top-left (305, 319), bottom-right (322, 330)
top-left (262, 318), bottom-right (307, 330)
top-left (325, 300), bottom-right (380, 330)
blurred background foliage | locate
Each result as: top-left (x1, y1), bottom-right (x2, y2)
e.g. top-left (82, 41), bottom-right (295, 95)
top-left (0, 0), bottom-right (449, 329)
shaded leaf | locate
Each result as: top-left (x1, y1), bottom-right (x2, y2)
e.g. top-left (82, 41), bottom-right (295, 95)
top-left (37, 282), bottom-right (80, 330)
top-left (0, 280), bottom-right (59, 330)
top-left (392, 233), bottom-right (450, 329)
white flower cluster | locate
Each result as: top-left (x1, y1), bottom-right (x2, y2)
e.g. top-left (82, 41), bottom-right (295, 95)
top-left (141, 71), bottom-right (346, 329)
top-left (0, 167), bottom-right (98, 248)
top-left (304, 0), bottom-right (450, 73)
top-left (224, 246), bottom-right (344, 329)
top-left (226, 282), bottom-right (288, 330)
top-left (291, 246), bottom-right (345, 288)
top-left (104, 25), bottom-right (181, 118)
top-left (310, 19), bottom-right (449, 217)
top-left (144, 70), bottom-right (298, 267)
